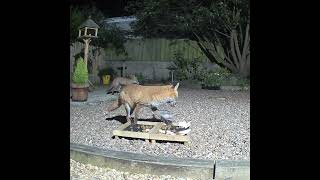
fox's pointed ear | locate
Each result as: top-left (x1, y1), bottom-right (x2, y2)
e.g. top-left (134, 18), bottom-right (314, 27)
top-left (174, 83), bottom-right (179, 90)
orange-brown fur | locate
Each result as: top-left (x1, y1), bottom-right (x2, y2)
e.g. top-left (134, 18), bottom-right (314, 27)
top-left (106, 75), bottom-right (139, 94)
top-left (106, 83), bottom-right (179, 124)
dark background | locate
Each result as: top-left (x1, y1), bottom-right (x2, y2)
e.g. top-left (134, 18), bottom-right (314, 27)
top-left (70, 0), bottom-right (131, 17)
top-left (1, 1), bottom-right (317, 179)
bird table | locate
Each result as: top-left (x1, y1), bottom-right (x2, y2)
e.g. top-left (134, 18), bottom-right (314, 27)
top-left (113, 121), bottom-right (190, 145)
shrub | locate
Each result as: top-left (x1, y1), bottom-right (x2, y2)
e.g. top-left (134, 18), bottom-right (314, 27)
top-left (173, 51), bottom-right (206, 81)
top-left (237, 78), bottom-right (250, 87)
top-left (202, 68), bottom-right (231, 87)
top-left (202, 71), bottom-right (223, 87)
top-left (72, 57), bottom-right (88, 85)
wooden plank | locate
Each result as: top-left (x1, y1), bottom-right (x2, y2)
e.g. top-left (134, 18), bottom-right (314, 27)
top-left (149, 133), bottom-right (190, 142)
top-left (112, 122), bottom-right (131, 137)
top-left (112, 121), bottom-right (190, 144)
top-left (150, 121), bottom-right (190, 143)
top-left (136, 121), bottom-right (159, 126)
top-left (149, 122), bottom-right (164, 134)
top-left (116, 122), bottom-right (131, 131)
top-left (113, 130), bottom-right (150, 139)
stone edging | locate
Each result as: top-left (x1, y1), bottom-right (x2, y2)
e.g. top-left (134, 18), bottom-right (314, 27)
top-left (70, 143), bottom-right (249, 179)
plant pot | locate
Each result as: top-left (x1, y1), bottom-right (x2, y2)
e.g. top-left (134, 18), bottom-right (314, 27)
top-left (71, 83), bottom-right (89, 102)
top-left (102, 75), bottom-right (111, 85)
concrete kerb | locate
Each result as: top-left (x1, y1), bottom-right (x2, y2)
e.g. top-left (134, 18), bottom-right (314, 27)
top-left (70, 143), bottom-right (249, 179)
top-left (70, 143), bottom-right (215, 179)
top-left (214, 160), bottom-right (250, 180)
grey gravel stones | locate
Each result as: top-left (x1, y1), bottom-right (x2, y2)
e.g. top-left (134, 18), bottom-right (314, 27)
top-left (70, 87), bottom-right (250, 161)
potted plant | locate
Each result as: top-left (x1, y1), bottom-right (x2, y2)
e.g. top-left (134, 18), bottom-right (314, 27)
top-left (98, 67), bottom-right (116, 85)
top-left (71, 57), bottom-right (89, 101)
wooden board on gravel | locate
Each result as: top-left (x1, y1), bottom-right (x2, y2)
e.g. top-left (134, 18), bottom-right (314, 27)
top-left (113, 121), bottom-right (190, 145)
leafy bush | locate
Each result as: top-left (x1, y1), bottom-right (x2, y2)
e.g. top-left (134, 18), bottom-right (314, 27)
top-left (173, 51), bottom-right (207, 81)
top-left (72, 57), bottom-right (88, 85)
top-left (217, 67), bottom-right (231, 78)
top-left (237, 78), bottom-right (250, 87)
top-left (202, 68), bottom-right (231, 87)
top-left (202, 71), bottom-right (223, 87)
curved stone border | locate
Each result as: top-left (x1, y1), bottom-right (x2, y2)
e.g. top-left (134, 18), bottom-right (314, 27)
top-left (215, 160), bottom-right (250, 180)
top-left (70, 143), bottom-right (249, 179)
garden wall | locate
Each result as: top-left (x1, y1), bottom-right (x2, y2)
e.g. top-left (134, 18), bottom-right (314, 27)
top-left (104, 60), bottom-right (218, 82)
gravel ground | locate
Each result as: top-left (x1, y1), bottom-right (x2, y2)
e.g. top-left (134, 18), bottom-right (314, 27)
top-left (70, 159), bottom-right (193, 180)
top-left (70, 87), bottom-right (250, 160)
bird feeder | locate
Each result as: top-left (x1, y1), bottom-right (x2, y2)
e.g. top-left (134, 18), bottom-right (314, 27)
top-left (77, 16), bottom-right (100, 89)
top-left (77, 16), bottom-right (100, 66)
top-left (78, 16), bottom-right (100, 39)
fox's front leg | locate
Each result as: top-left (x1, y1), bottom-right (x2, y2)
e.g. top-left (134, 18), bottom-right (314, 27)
top-left (151, 106), bottom-right (158, 119)
top-left (124, 103), bottom-right (132, 123)
top-left (133, 104), bottom-right (142, 125)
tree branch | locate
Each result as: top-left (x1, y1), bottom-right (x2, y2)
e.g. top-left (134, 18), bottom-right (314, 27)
top-left (193, 32), bottom-right (239, 72)
top-left (242, 24), bottom-right (250, 64)
top-left (230, 31), bottom-right (240, 70)
top-left (215, 29), bottom-right (231, 38)
top-left (233, 29), bottom-right (243, 62)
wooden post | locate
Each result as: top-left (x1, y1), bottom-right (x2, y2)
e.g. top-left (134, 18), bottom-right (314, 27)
top-left (84, 27), bottom-right (88, 37)
top-left (95, 28), bottom-right (98, 36)
top-left (83, 38), bottom-right (91, 66)
top-left (122, 61), bottom-right (126, 77)
top-left (82, 38), bottom-right (94, 89)
top-left (171, 70), bottom-right (174, 84)
top-left (92, 49), bottom-right (98, 84)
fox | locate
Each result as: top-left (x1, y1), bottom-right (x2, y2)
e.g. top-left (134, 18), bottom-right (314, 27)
top-left (106, 83), bottom-right (180, 125)
top-left (106, 74), bottom-right (139, 95)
